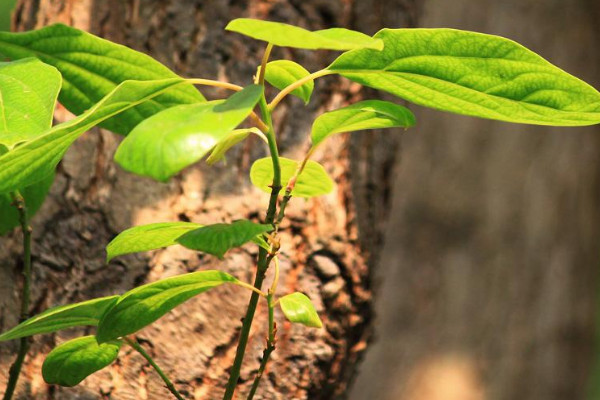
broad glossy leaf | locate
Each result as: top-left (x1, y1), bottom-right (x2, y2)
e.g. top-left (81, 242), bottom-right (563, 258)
top-left (106, 222), bottom-right (203, 262)
top-left (0, 24), bottom-right (205, 134)
top-left (0, 295), bottom-right (118, 342)
top-left (311, 100), bottom-right (415, 148)
top-left (115, 85), bottom-right (264, 181)
top-left (279, 292), bottom-right (322, 328)
top-left (176, 220), bottom-right (273, 259)
top-left (206, 128), bottom-right (264, 165)
top-left (0, 78), bottom-right (184, 194)
top-left (96, 270), bottom-right (236, 343)
top-left (250, 157), bottom-right (334, 198)
top-left (226, 19), bottom-right (383, 51)
top-left (261, 60), bottom-right (313, 104)
top-left (329, 29), bottom-right (600, 126)
top-left (42, 336), bottom-right (121, 387)
top-left (0, 58), bottom-right (61, 147)
top-left (0, 172), bottom-right (54, 235)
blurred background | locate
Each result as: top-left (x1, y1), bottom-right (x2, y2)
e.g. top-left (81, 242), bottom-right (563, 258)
top-left (1, 1), bottom-right (600, 399)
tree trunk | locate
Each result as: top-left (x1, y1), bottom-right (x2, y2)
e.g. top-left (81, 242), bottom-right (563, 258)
top-left (351, 1), bottom-right (600, 400)
top-left (0, 0), bottom-right (417, 399)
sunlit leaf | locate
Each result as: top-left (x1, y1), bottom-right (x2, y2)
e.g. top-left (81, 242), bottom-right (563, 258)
top-left (176, 220), bottom-right (273, 259)
top-left (206, 128), bottom-right (264, 165)
top-left (250, 157), bottom-right (334, 198)
top-left (96, 270), bottom-right (236, 343)
top-left (42, 336), bottom-right (121, 387)
top-left (261, 60), bottom-right (313, 104)
top-left (279, 292), bottom-right (322, 328)
top-left (115, 85), bottom-right (264, 181)
top-left (226, 19), bottom-right (383, 51)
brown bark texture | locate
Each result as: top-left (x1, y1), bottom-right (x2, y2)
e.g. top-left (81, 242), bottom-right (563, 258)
top-left (351, 1), bottom-right (600, 400)
top-left (0, 0), bottom-right (417, 399)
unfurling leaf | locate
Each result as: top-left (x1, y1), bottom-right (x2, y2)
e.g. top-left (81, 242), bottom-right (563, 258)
top-left (106, 222), bottom-right (203, 262)
top-left (0, 78), bottom-right (184, 194)
top-left (311, 100), bottom-right (415, 148)
top-left (0, 24), bottom-right (205, 135)
top-left (96, 270), bottom-right (236, 343)
top-left (279, 292), bottom-right (322, 328)
top-left (250, 157), bottom-right (334, 198)
top-left (115, 85), bottom-right (264, 181)
top-left (226, 18), bottom-right (383, 51)
top-left (261, 60), bottom-right (314, 104)
top-left (42, 336), bottom-right (121, 387)
top-left (206, 128), bottom-right (264, 165)
top-left (0, 296), bottom-right (119, 342)
top-left (329, 29), bottom-right (600, 126)
top-left (176, 220), bottom-right (273, 259)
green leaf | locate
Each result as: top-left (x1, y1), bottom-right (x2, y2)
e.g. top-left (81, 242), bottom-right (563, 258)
top-left (226, 18), bottom-right (383, 51)
top-left (206, 128), bottom-right (264, 165)
top-left (279, 292), bottom-right (322, 328)
top-left (329, 28), bottom-right (600, 126)
top-left (176, 220), bottom-right (273, 259)
top-left (115, 84), bottom-right (264, 181)
top-left (0, 58), bottom-right (61, 147)
top-left (96, 270), bottom-right (236, 343)
top-left (311, 100), bottom-right (415, 148)
top-left (106, 222), bottom-right (203, 262)
top-left (42, 336), bottom-right (121, 387)
top-left (250, 157), bottom-right (334, 198)
top-left (0, 78), bottom-right (185, 194)
top-left (0, 295), bottom-right (119, 342)
top-left (261, 60), bottom-right (313, 104)
top-left (0, 172), bottom-right (54, 235)
top-left (0, 24), bottom-right (205, 135)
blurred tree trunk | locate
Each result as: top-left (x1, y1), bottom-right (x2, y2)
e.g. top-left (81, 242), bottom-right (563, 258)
top-left (0, 0), bottom-right (417, 399)
top-left (351, 1), bottom-right (600, 400)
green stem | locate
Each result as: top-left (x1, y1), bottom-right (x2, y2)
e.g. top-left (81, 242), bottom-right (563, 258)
top-left (268, 69), bottom-right (334, 110)
top-left (222, 71), bottom-right (282, 399)
top-left (3, 191), bottom-right (31, 400)
top-left (125, 337), bottom-right (184, 400)
top-left (246, 294), bottom-right (276, 400)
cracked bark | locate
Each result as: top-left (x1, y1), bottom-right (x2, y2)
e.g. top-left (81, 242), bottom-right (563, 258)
top-left (0, 0), bottom-right (418, 399)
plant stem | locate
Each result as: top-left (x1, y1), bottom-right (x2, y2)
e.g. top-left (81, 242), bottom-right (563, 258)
top-left (125, 337), bottom-right (185, 400)
top-left (246, 294), bottom-right (276, 400)
top-left (222, 79), bottom-right (281, 399)
top-left (268, 69), bottom-right (334, 110)
top-left (257, 43), bottom-right (273, 85)
top-left (3, 191), bottom-right (31, 400)
top-left (233, 280), bottom-right (268, 297)
top-left (187, 78), bottom-right (244, 92)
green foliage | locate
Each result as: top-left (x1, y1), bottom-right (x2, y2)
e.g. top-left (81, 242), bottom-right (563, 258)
top-left (262, 60), bottom-right (313, 104)
top-left (0, 0), bottom-right (16, 31)
top-left (0, 24), bottom-right (205, 135)
top-left (206, 128), bottom-right (263, 165)
top-left (115, 85), bottom-right (264, 181)
top-left (176, 220), bottom-right (273, 259)
top-left (311, 100), bottom-right (415, 148)
top-left (0, 296), bottom-right (118, 342)
top-left (106, 222), bottom-right (203, 262)
top-left (250, 157), bottom-right (334, 197)
top-left (42, 336), bottom-right (121, 387)
top-left (0, 78), bottom-right (184, 194)
top-left (279, 292), bottom-right (322, 328)
top-left (226, 18), bottom-right (383, 51)
top-left (96, 270), bottom-right (236, 343)
top-left (329, 28), bottom-right (600, 126)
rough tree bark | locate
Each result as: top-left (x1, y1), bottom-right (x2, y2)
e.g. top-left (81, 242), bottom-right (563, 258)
top-left (352, 1), bottom-right (600, 400)
top-left (0, 0), bottom-right (417, 399)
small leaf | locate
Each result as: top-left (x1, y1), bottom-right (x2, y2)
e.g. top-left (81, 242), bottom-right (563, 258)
top-left (250, 157), bottom-right (334, 198)
top-left (329, 28), bottom-right (600, 126)
top-left (0, 58), bottom-right (61, 147)
top-left (96, 270), bottom-right (236, 343)
top-left (0, 24), bottom-right (205, 135)
top-left (279, 292), bottom-right (322, 328)
top-left (42, 336), bottom-right (121, 387)
top-left (226, 19), bottom-right (383, 51)
top-left (115, 84), bottom-right (264, 181)
top-left (0, 296), bottom-right (119, 342)
top-left (106, 222), bottom-right (203, 262)
top-left (0, 78), bottom-right (184, 194)
top-left (261, 60), bottom-right (313, 104)
top-left (176, 220), bottom-right (273, 259)
top-left (0, 172), bottom-right (54, 235)
top-left (206, 128), bottom-right (266, 165)
top-left (311, 100), bottom-right (415, 148)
